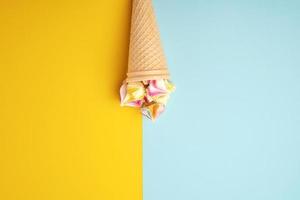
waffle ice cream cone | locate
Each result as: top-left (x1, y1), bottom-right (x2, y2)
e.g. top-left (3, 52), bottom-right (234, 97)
top-left (126, 0), bottom-right (170, 82)
top-left (120, 0), bottom-right (175, 121)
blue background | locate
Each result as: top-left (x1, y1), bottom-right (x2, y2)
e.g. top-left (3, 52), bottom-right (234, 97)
top-left (144, 0), bottom-right (300, 199)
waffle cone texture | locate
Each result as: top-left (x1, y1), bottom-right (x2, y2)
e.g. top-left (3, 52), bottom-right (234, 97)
top-left (126, 0), bottom-right (170, 82)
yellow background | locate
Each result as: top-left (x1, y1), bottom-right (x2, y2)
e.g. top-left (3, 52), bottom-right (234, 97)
top-left (0, 1), bottom-right (142, 200)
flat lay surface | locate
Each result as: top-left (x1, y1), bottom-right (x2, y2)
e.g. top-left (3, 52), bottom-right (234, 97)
top-left (144, 0), bottom-right (300, 199)
top-left (0, 1), bottom-right (141, 200)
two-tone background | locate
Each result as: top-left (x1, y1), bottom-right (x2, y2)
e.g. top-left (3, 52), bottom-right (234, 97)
top-left (1, 0), bottom-right (300, 200)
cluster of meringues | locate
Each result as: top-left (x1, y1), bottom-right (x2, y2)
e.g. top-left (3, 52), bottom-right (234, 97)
top-left (120, 0), bottom-right (175, 121)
